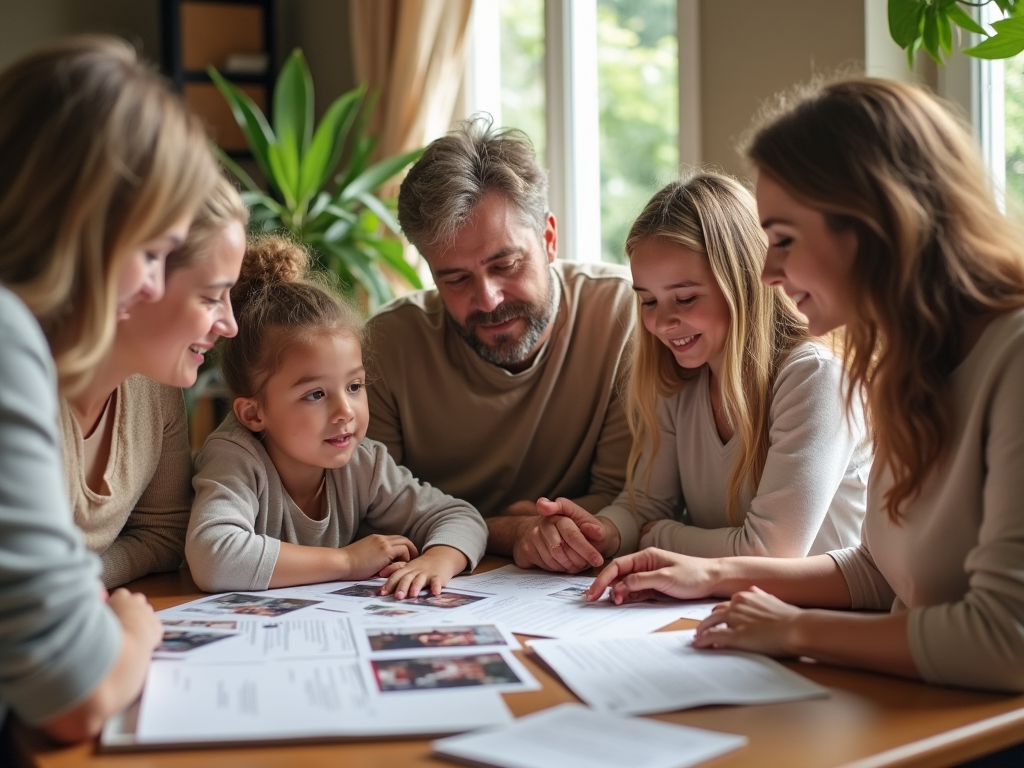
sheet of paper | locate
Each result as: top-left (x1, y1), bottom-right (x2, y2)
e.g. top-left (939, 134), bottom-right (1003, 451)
top-left (154, 614), bottom-right (359, 661)
top-left (528, 631), bottom-right (828, 715)
top-left (432, 703), bottom-right (747, 768)
top-left (136, 659), bottom-right (512, 744)
top-left (460, 594), bottom-right (695, 639)
top-left (451, 565), bottom-right (594, 598)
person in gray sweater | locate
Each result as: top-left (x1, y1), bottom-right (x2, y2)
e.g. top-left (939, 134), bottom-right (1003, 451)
top-left (587, 77), bottom-right (1024, 694)
top-left (187, 236), bottom-right (487, 599)
top-left (0, 36), bottom-right (217, 741)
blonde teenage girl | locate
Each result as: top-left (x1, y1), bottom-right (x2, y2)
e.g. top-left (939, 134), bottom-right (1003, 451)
top-left (0, 36), bottom-right (216, 741)
top-left (187, 236), bottom-right (487, 598)
top-left (588, 77), bottom-right (1024, 693)
top-left (526, 173), bottom-right (869, 571)
top-left (62, 175), bottom-right (248, 588)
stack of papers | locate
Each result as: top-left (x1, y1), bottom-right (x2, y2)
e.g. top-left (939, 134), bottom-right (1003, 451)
top-left (528, 630), bottom-right (828, 715)
top-left (102, 588), bottom-right (544, 750)
top-left (433, 704), bottom-right (747, 768)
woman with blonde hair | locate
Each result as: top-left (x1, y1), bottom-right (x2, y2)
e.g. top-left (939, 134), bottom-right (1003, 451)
top-left (529, 173), bottom-right (868, 570)
top-left (587, 77), bottom-right (1024, 694)
top-left (62, 175), bottom-right (248, 588)
top-left (0, 35), bottom-right (217, 741)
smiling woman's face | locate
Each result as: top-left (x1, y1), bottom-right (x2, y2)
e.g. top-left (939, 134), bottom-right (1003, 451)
top-left (115, 220), bottom-right (246, 387)
top-left (757, 173), bottom-right (858, 336)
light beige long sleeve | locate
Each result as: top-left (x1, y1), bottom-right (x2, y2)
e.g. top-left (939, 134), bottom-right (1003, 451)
top-left (599, 342), bottom-right (870, 558)
top-left (186, 414), bottom-right (488, 593)
top-left (366, 261), bottom-right (636, 516)
top-left (60, 375), bottom-right (191, 588)
top-left (830, 309), bottom-right (1024, 692)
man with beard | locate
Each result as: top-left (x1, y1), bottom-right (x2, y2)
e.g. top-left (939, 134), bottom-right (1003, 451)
top-left (365, 118), bottom-right (635, 571)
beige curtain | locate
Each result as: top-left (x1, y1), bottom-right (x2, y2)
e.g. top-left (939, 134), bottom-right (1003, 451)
top-left (349, 0), bottom-right (473, 169)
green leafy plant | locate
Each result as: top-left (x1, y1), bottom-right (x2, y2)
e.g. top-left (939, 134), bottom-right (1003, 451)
top-left (889, 0), bottom-right (1024, 65)
top-left (209, 48), bottom-right (423, 310)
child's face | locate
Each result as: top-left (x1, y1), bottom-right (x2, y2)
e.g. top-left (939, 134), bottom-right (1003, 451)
top-left (630, 237), bottom-right (731, 377)
top-left (258, 332), bottom-right (368, 476)
top-left (116, 221), bottom-right (245, 387)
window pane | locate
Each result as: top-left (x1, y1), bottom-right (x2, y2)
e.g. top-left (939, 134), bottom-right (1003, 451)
top-left (1005, 55), bottom-right (1024, 214)
top-left (500, 0), bottom-right (546, 167)
top-left (597, 0), bottom-right (678, 263)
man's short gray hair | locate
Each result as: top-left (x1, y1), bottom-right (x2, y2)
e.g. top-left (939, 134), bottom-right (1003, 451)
top-left (397, 115), bottom-right (549, 253)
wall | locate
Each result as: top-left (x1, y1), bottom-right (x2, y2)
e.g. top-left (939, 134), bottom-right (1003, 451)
top-left (698, 0), bottom-right (866, 180)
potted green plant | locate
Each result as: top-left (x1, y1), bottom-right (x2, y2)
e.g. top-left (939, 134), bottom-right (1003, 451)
top-left (889, 0), bottom-right (1024, 64)
top-left (209, 48), bottom-right (424, 310)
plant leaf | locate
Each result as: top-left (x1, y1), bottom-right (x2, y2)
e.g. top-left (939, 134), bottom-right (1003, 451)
top-left (274, 49), bottom-right (315, 156)
top-left (922, 6), bottom-right (943, 63)
top-left (889, 0), bottom-right (925, 48)
top-left (266, 142), bottom-right (299, 209)
top-left (368, 235), bottom-right (422, 289)
top-left (946, 4), bottom-right (987, 36)
top-left (208, 66), bottom-right (276, 182)
top-left (356, 191), bottom-right (401, 234)
top-left (339, 147), bottom-right (425, 202)
top-left (214, 146), bottom-right (260, 192)
top-left (963, 16), bottom-right (1024, 57)
top-left (322, 241), bottom-right (391, 309)
top-left (938, 7), bottom-right (953, 55)
top-left (299, 86), bottom-right (364, 203)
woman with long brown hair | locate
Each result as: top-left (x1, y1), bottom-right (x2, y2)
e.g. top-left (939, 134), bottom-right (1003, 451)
top-left (587, 77), bottom-right (1024, 692)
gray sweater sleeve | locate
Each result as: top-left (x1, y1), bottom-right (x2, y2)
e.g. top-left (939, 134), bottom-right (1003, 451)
top-left (186, 435), bottom-right (281, 592)
top-left (0, 289), bottom-right (120, 726)
top-left (360, 441), bottom-right (488, 570)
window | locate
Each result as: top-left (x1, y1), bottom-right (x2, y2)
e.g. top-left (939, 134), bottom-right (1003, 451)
top-left (467, 0), bottom-right (682, 264)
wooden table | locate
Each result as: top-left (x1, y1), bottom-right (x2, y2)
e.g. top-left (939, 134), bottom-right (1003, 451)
top-left (11, 561), bottom-right (1024, 768)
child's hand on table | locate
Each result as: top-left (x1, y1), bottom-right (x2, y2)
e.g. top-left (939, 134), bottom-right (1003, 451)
top-left (338, 534), bottom-right (418, 580)
top-left (379, 545), bottom-right (468, 600)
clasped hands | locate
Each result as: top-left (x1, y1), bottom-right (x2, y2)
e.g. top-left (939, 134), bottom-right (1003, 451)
top-left (508, 497), bottom-right (621, 573)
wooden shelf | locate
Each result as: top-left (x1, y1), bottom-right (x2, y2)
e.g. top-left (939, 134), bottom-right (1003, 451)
top-left (160, 0), bottom-right (274, 154)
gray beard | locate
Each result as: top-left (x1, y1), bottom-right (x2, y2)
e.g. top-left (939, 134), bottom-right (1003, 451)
top-left (449, 271), bottom-right (557, 368)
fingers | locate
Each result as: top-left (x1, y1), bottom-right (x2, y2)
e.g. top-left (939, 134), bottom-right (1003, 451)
top-left (552, 517), bottom-right (603, 568)
top-left (515, 536), bottom-right (569, 572)
top-left (378, 561), bottom-right (407, 579)
top-left (585, 560), bottom-right (623, 600)
top-left (392, 536), bottom-right (418, 561)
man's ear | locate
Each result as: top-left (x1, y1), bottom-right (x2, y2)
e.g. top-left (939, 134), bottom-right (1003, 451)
top-left (543, 212), bottom-right (557, 264)
top-left (233, 396), bottom-right (265, 433)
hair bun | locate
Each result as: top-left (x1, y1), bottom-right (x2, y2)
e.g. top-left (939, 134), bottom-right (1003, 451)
top-left (233, 234), bottom-right (309, 302)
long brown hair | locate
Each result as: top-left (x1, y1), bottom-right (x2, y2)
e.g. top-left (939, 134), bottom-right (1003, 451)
top-left (0, 35), bottom-right (217, 395)
top-left (624, 173), bottom-right (809, 524)
top-left (746, 77), bottom-right (1024, 520)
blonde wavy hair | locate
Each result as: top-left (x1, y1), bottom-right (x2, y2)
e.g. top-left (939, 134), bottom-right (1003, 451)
top-left (166, 175), bottom-right (249, 275)
top-left (0, 35), bottom-right (217, 395)
top-left (625, 173), bottom-right (809, 524)
top-left (746, 77), bottom-right (1024, 521)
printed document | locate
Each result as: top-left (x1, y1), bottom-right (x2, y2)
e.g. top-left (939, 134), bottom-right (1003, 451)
top-left (528, 630), bottom-right (828, 715)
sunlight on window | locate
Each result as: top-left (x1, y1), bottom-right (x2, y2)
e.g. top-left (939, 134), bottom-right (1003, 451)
top-left (500, 0), bottom-right (546, 167)
top-left (1004, 55), bottom-right (1024, 215)
top-left (597, 0), bottom-right (678, 263)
